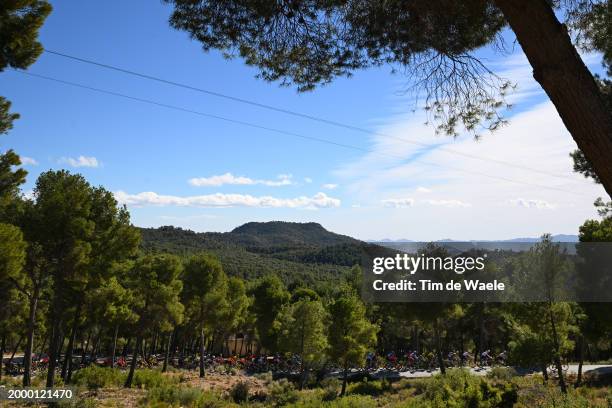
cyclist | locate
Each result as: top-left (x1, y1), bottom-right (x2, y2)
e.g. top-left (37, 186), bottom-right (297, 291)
top-left (480, 349), bottom-right (493, 366)
top-left (461, 350), bottom-right (471, 366)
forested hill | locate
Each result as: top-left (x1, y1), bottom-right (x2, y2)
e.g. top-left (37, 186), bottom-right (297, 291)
top-left (138, 221), bottom-right (384, 285)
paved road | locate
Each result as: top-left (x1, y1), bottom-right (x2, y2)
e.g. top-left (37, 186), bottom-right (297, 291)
top-left (366, 364), bottom-right (612, 379)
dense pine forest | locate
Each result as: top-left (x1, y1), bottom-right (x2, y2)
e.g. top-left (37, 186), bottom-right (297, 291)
top-left (1, 169), bottom-right (612, 408)
top-left (138, 223), bottom-right (391, 285)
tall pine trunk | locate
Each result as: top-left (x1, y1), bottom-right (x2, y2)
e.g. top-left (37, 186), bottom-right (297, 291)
top-left (62, 303), bottom-right (82, 381)
top-left (124, 335), bottom-right (142, 388)
top-left (199, 327), bottom-right (206, 378)
top-left (494, 0), bottom-right (612, 197)
top-left (549, 307), bottom-right (567, 393)
top-left (46, 317), bottom-right (62, 387)
top-left (23, 289), bottom-right (39, 386)
top-left (163, 331), bottom-right (173, 373)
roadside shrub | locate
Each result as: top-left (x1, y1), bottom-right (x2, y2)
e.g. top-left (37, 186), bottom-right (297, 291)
top-left (487, 367), bottom-right (518, 382)
top-left (327, 395), bottom-right (377, 408)
top-left (254, 371), bottom-right (274, 384)
top-left (320, 377), bottom-right (340, 401)
top-left (146, 385), bottom-right (226, 408)
top-left (347, 378), bottom-right (391, 396)
top-left (57, 396), bottom-right (97, 408)
top-left (419, 369), bottom-right (517, 408)
top-left (71, 366), bottom-right (124, 389)
top-left (268, 378), bottom-right (299, 406)
top-left (230, 381), bottom-right (250, 403)
top-left (133, 369), bottom-right (176, 389)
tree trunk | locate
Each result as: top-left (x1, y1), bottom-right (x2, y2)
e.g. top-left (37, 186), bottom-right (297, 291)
top-left (62, 304), bottom-right (82, 381)
top-left (199, 327), bottom-right (206, 378)
top-left (163, 331), bottom-right (173, 373)
top-left (0, 335), bottom-right (5, 381)
top-left (576, 335), bottom-right (584, 387)
top-left (238, 334), bottom-right (245, 357)
top-left (8, 336), bottom-right (23, 364)
top-left (23, 289), bottom-right (39, 386)
top-left (124, 335), bottom-right (141, 388)
top-left (81, 331), bottom-right (91, 366)
top-left (151, 332), bottom-right (158, 356)
top-left (39, 335), bottom-right (47, 360)
top-left (89, 331), bottom-right (100, 363)
top-left (46, 318), bottom-right (62, 387)
top-left (111, 324), bottom-right (119, 369)
top-left (494, 0), bottom-right (612, 198)
top-left (548, 307), bottom-right (567, 394)
top-left (434, 321), bottom-right (446, 375)
top-left (341, 366), bottom-right (348, 396)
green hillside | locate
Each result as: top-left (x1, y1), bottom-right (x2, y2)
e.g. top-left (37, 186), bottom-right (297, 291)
top-left (138, 222), bottom-right (388, 285)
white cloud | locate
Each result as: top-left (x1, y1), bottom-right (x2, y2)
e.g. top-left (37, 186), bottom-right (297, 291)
top-left (424, 199), bottom-right (471, 208)
top-left (382, 198), bottom-right (415, 208)
top-left (322, 183), bottom-right (338, 190)
top-left (21, 157), bottom-right (38, 166)
top-left (189, 172), bottom-right (293, 187)
top-left (330, 53), bottom-right (606, 240)
top-left (60, 156), bottom-right (99, 168)
top-left (509, 198), bottom-right (556, 210)
top-left (22, 190), bottom-right (35, 200)
top-left (416, 186), bottom-right (432, 193)
top-left (304, 177), bottom-right (313, 183)
top-left (115, 191), bottom-right (340, 209)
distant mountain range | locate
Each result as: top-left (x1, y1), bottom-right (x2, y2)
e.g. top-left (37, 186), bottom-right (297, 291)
top-left (369, 234), bottom-right (579, 243)
top-left (139, 222), bottom-right (578, 284)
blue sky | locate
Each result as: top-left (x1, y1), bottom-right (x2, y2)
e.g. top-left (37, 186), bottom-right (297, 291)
top-left (1, 1), bottom-right (608, 240)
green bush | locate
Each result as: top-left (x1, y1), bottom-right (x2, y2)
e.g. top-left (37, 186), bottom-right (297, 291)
top-left (133, 369), bottom-right (177, 389)
top-left (71, 366), bottom-right (124, 389)
top-left (417, 369), bottom-right (517, 408)
top-left (487, 367), bottom-right (518, 382)
top-left (347, 378), bottom-right (391, 396)
top-left (229, 381), bottom-right (250, 403)
top-left (145, 385), bottom-right (227, 408)
top-left (254, 371), bottom-right (274, 385)
top-left (326, 395), bottom-right (377, 408)
top-left (268, 378), bottom-right (299, 406)
top-left (320, 377), bottom-right (340, 401)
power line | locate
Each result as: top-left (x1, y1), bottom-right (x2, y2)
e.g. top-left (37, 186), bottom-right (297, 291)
top-left (14, 69), bottom-right (583, 196)
top-left (44, 49), bottom-right (571, 180)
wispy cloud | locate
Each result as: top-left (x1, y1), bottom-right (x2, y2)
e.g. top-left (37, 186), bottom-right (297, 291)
top-left (189, 172), bottom-right (293, 187)
top-left (21, 156), bottom-right (38, 166)
top-left (416, 186), bottom-right (432, 193)
top-left (382, 198), bottom-right (415, 208)
top-left (322, 183), bottom-right (338, 190)
top-left (424, 199), bottom-right (471, 208)
top-left (304, 177), bottom-right (313, 184)
top-left (115, 191), bottom-right (340, 209)
top-left (509, 198), bottom-right (556, 210)
top-left (59, 156), bottom-right (99, 168)
top-left (330, 53), bottom-right (606, 239)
